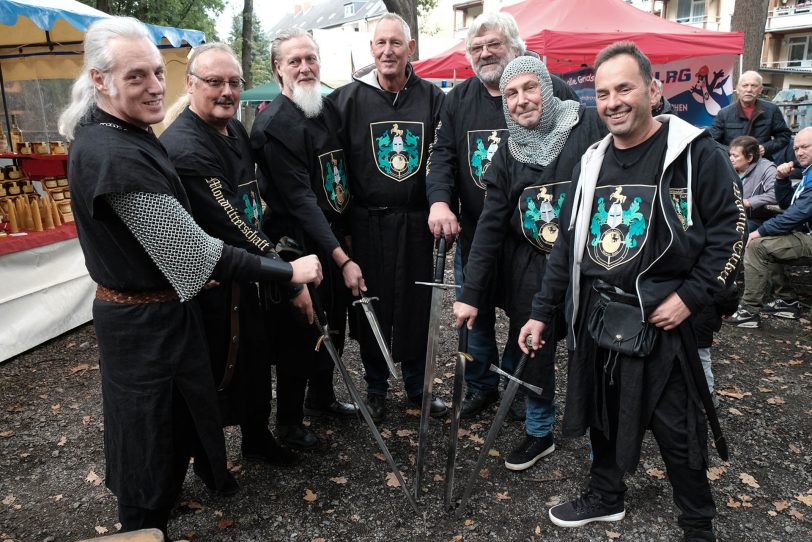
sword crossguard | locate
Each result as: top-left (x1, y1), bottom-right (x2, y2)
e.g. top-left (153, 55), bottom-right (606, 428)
top-left (352, 295), bottom-right (380, 306)
top-left (450, 352), bottom-right (474, 363)
top-left (414, 281), bottom-right (462, 290)
top-left (488, 363), bottom-right (543, 395)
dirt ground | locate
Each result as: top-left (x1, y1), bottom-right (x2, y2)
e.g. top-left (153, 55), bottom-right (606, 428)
top-left (1, 265), bottom-right (811, 542)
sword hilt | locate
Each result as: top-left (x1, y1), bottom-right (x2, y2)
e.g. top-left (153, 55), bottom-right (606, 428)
top-left (433, 235), bottom-right (446, 284)
top-left (351, 294), bottom-right (380, 306)
top-left (459, 324), bottom-right (469, 353)
top-left (306, 283), bottom-right (328, 328)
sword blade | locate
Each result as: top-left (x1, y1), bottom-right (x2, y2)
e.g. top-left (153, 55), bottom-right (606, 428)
top-left (444, 326), bottom-right (468, 511)
top-left (357, 299), bottom-right (398, 376)
top-left (454, 351), bottom-right (531, 517)
top-left (414, 235), bottom-right (448, 500)
top-left (308, 285), bottom-right (419, 513)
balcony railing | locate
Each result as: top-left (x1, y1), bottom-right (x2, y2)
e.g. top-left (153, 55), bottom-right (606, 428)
top-left (767, 4), bottom-right (812, 32)
top-left (760, 59), bottom-right (812, 71)
top-left (674, 15), bottom-right (722, 30)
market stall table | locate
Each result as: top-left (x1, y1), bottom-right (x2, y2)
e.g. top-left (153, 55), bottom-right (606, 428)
top-left (0, 223), bottom-right (94, 362)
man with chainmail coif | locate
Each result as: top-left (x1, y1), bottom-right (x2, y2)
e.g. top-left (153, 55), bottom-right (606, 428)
top-left (520, 42), bottom-right (743, 541)
top-left (161, 42), bottom-right (306, 471)
top-left (425, 11), bottom-right (578, 421)
top-left (453, 56), bottom-right (606, 472)
top-left (58, 17), bottom-right (321, 537)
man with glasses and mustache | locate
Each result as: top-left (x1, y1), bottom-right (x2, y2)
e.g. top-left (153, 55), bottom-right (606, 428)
top-left (250, 29), bottom-right (363, 449)
top-left (162, 43), bottom-right (312, 473)
top-left (425, 11), bottom-right (578, 420)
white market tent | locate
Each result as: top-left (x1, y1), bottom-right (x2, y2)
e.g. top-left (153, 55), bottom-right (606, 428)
top-left (0, 0), bottom-right (206, 362)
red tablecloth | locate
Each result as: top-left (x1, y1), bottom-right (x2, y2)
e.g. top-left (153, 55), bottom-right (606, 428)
top-left (0, 223), bottom-right (77, 256)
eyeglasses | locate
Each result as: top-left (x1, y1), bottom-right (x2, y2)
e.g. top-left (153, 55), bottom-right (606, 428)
top-left (190, 72), bottom-right (245, 89)
top-left (468, 40), bottom-right (505, 56)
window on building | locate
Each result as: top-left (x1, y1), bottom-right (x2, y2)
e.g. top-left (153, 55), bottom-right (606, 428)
top-left (676, 0), bottom-right (705, 23)
top-left (454, 1), bottom-right (483, 31)
top-left (344, 3), bottom-right (354, 17)
top-left (788, 36), bottom-right (812, 67)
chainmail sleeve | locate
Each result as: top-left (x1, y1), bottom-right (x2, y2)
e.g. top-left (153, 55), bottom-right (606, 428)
top-left (106, 192), bottom-right (224, 302)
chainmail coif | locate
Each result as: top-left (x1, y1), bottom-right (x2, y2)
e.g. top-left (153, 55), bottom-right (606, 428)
top-left (499, 56), bottom-right (581, 166)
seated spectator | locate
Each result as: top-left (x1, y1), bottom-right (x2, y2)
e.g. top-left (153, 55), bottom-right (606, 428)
top-left (726, 127), bottom-right (812, 327)
top-left (709, 71), bottom-right (791, 161)
top-left (729, 135), bottom-right (778, 232)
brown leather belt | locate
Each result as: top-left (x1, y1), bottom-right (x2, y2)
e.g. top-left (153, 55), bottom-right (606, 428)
top-left (218, 281), bottom-right (241, 392)
top-left (96, 284), bottom-right (178, 304)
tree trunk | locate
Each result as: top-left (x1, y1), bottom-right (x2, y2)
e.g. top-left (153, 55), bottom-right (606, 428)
top-left (95, 0), bottom-right (111, 13)
top-left (730, 0), bottom-right (770, 83)
top-left (241, 0), bottom-right (254, 90)
top-left (382, 0), bottom-right (420, 60)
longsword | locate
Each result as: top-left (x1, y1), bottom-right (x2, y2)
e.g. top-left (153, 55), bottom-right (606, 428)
top-left (306, 284), bottom-right (419, 513)
top-left (352, 293), bottom-right (398, 377)
top-left (454, 336), bottom-right (540, 517)
top-left (414, 235), bottom-right (457, 500)
top-left (443, 325), bottom-right (471, 510)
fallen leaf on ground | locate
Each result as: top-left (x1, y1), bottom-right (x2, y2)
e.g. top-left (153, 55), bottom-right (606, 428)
top-left (646, 467), bottom-right (666, 480)
top-left (82, 416), bottom-right (91, 426)
top-left (2, 496), bottom-right (15, 506)
top-left (57, 436), bottom-right (67, 447)
top-left (728, 408), bottom-right (743, 416)
top-left (381, 429), bottom-right (392, 438)
top-left (385, 472), bottom-right (401, 487)
top-left (312, 538), bottom-right (326, 542)
top-left (69, 364), bottom-right (90, 374)
top-left (373, 452), bottom-right (385, 462)
top-left (396, 429), bottom-right (413, 437)
top-left (52, 494), bottom-right (62, 502)
top-left (0, 431), bottom-right (13, 438)
top-left (545, 496), bottom-right (561, 507)
top-left (762, 368), bottom-right (775, 375)
top-left (464, 519), bottom-right (474, 526)
top-left (479, 468), bottom-right (489, 479)
top-left (707, 466), bottom-right (727, 481)
top-left (468, 433), bottom-right (484, 444)
top-left (738, 494), bottom-right (753, 508)
top-left (534, 525), bottom-right (541, 535)
top-left (329, 476), bottom-right (348, 485)
top-left (488, 449), bottom-right (500, 457)
top-left (796, 494), bottom-right (812, 507)
top-left (788, 359), bottom-right (804, 366)
top-left (496, 492), bottom-right (511, 501)
top-left (606, 530), bottom-right (621, 539)
top-left (86, 470), bottom-right (102, 486)
top-left (739, 473), bottom-right (760, 488)
top-left (757, 386), bottom-right (771, 393)
top-left (94, 526), bottom-right (108, 534)
top-left (433, 474), bottom-right (443, 481)
top-left (726, 497), bottom-right (741, 509)
top-left (457, 428), bottom-right (471, 437)
top-left (789, 444), bottom-right (801, 454)
top-left (768, 510), bottom-right (778, 517)
top-left (217, 518), bottom-right (234, 529)
top-left (303, 489), bottom-right (317, 502)
top-left (774, 500), bottom-right (790, 511)
top-left (181, 500), bottom-right (204, 510)
top-left (767, 396), bottom-right (785, 405)
top-left (453, 534), bottom-right (463, 541)
top-left (405, 408), bottom-right (420, 417)
top-left (717, 387), bottom-right (750, 400)
top-left (789, 509), bottom-right (804, 520)
top-left (6, 405), bottom-right (23, 413)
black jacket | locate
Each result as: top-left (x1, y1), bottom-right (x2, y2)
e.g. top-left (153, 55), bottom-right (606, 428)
top-left (708, 98), bottom-right (791, 160)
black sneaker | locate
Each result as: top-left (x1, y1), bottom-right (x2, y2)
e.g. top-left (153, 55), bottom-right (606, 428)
top-left (277, 424), bottom-right (320, 450)
top-left (192, 461), bottom-right (240, 498)
top-left (549, 491), bottom-right (626, 527)
top-left (763, 299), bottom-right (800, 319)
top-left (505, 433), bottom-right (555, 471)
top-left (366, 394), bottom-right (386, 422)
top-left (723, 307), bottom-right (760, 328)
top-left (303, 400), bottom-right (359, 418)
top-left (460, 390), bottom-right (499, 419)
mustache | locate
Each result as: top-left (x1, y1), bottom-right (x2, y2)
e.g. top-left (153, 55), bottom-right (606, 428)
top-left (214, 98), bottom-right (235, 106)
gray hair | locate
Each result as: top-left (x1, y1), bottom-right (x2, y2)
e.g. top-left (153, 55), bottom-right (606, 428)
top-left (465, 11), bottom-right (525, 61)
top-left (271, 28), bottom-right (319, 86)
top-left (58, 17), bottom-right (153, 141)
top-left (188, 42), bottom-right (242, 77)
top-left (376, 12), bottom-right (412, 42)
top-left (739, 70), bottom-right (763, 86)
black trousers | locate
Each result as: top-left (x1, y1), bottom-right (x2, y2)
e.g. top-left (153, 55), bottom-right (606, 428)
top-left (588, 355), bottom-right (716, 533)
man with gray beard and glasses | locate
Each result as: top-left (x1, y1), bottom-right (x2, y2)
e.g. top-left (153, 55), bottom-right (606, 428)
top-left (251, 29), bottom-right (362, 450)
top-left (425, 11), bottom-right (578, 419)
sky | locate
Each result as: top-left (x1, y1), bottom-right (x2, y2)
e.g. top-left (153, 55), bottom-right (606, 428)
top-left (215, 0), bottom-right (302, 40)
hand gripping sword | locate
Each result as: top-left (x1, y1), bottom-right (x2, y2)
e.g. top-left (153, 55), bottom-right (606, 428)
top-left (352, 293), bottom-right (398, 377)
top-left (443, 324), bottom-right (471, 510)
top-left (306, 284), bottom-right (419, 513)
top-left (414, 235), bottom-right (458, 500)
top-left (453, 336), bottom-right (540, 516)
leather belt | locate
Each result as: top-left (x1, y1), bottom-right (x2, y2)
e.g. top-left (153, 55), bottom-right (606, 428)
top-left (96, 284), bottom-right (178, 304)
top-left (218, 281), bottom-right (241, 392)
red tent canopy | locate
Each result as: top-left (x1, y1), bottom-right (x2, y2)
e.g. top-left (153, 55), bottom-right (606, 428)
top-left (413, 0), bottom-right (744, 79)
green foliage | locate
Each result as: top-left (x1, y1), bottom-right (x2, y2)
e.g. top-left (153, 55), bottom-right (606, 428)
top-left (417, 0), bottom-right (438, 16)
top-left (79, 0), bottom-right (225, 41)
top-left (228, 13), bottom-right (273, 87)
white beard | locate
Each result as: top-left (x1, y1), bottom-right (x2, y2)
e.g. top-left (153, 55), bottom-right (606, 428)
top-left (291, 82), bottom-right (323, 118)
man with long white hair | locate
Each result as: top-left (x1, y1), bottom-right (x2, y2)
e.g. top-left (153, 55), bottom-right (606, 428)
top-left (60, 17), bottom-right (321, 536)
top-left (250, 29), bottom-right (363, 448)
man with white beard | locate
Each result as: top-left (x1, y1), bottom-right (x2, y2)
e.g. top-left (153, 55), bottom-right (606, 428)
top-left (251, 29), bottom-right (363, 448)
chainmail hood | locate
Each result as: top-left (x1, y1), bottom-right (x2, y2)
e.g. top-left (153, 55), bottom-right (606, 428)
top-left (499, 56), bottom-right (581, 166)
